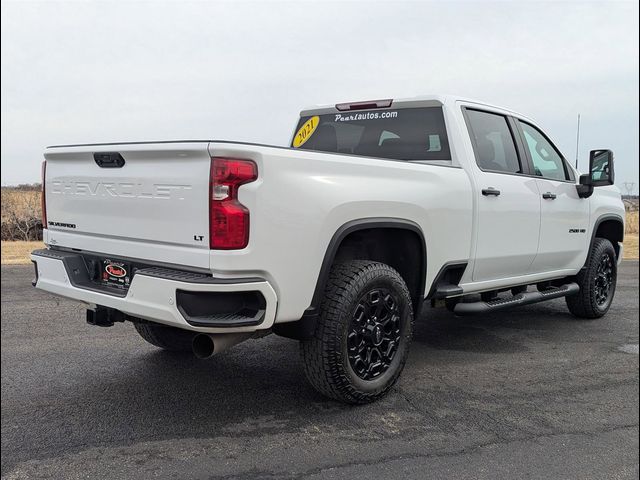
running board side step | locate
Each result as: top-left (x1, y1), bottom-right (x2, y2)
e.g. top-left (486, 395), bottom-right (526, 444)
top-left (453, 283), bottom-right (580, 316)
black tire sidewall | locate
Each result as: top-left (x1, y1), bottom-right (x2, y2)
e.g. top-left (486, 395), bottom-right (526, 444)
top-left (339, 271), bottom-right (413, 395)
top-left (588, 240), bottom-right (617, 314)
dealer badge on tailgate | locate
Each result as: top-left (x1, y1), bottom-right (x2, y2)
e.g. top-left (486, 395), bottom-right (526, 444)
top-left (101, 259), bottom-right (131, 289)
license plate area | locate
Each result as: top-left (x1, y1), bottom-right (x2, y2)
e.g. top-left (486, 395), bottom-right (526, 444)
top-left (100, 259), bottom-right (132, 290)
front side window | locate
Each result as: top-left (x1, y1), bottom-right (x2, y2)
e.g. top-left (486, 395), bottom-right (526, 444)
top-left (465, 109), bottom-right (522, 174)
top-left (518, 121), bottom-right (570, 181)
top-left (291, 107), bottom-right (451, 161)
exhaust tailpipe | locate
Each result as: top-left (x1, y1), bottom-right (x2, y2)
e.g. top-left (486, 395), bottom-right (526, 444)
top-left (192, 332), bottom-right (253, 359)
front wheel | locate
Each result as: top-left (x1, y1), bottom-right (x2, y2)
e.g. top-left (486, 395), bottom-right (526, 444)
top-left (566, 238), bottom-right (618, 319)
top-left (301, 260), bottom-right (414, 404)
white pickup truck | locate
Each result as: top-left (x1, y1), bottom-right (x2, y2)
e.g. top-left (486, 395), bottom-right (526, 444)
top-left (32, 95), bottom-right (625, 404)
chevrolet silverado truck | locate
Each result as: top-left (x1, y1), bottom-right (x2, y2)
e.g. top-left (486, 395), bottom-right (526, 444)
top-left (31, 95), bottom-right (625, 404)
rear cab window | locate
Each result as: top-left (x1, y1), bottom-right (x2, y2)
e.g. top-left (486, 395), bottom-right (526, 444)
top-left (291, 107), bottom-right (451, 162)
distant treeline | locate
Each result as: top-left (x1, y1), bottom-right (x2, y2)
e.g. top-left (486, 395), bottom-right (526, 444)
top-left (3, 183), bottom-right (42, 191)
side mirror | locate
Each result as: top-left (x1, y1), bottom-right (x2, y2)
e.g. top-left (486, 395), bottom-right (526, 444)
top-left (589, 149), bottom-right (615, 186)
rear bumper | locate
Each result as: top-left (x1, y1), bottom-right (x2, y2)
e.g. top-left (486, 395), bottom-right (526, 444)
top-left (31, 249), bottom-right (277, 333)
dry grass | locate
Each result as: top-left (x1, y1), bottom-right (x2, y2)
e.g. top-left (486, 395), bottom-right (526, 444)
top-left (624, 211), bottom-right (638, 259)
top-left (1, 241), bottom-right (44, 265)
top-left (624, 235), bottom-right (639, 260)
top-left (626, 211), bottom-right (638, 235)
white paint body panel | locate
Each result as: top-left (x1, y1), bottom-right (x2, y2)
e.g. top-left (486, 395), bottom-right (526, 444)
top-left (34, 94), bottom-right (625, 332)
top-left (206, 142), bottom-right (473, 322)
top-left (471, 172), bottom-right (541, 282)
top-left (531, 178), bottom-right (590, 272)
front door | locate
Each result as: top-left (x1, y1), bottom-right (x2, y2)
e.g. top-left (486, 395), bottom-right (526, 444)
top-left (515, 120), bottom-right (590, 272)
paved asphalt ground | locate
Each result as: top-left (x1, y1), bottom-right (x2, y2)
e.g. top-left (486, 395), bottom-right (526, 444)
top-left (1, 262), bottom-right (638, 479)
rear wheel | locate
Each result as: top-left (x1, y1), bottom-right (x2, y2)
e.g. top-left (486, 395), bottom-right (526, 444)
top-left (566, 238), bottom-right (617, 319)
top-left (301, 260), bottom-right (413, 404)
top-left (133, 322), bottom-right (196, 351)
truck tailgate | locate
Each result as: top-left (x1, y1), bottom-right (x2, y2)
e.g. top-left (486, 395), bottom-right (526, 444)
top-left (43, 142), bottom-right (212, 269)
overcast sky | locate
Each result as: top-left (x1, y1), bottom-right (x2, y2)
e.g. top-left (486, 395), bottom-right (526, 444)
top-left (1, 0), bottom-right (638, 192)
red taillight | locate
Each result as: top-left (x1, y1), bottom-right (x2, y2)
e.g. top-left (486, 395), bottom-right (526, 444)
top-left (209, 157), bottom-right (257, 249)
top-left (41, 161), bottom-right (47, 228)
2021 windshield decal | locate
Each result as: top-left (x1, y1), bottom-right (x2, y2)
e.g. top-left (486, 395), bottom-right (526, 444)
top-left (292, 116), bottom-right (320, 148)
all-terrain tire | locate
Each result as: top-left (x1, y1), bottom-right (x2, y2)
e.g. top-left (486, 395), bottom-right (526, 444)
top-left (566, 238), bottom-right (617, 319)
top-left (301, 260), bottom-right (414, 404)
top-left (133, 322), bottom-right (196, 351)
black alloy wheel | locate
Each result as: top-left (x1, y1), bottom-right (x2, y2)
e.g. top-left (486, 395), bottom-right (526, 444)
top-left (594, 252), bottom-right (614, 307)
top-left (347, 288), bottom-right (402, 381)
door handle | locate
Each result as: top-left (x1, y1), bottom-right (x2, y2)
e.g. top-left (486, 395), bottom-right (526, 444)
top-left (542, 192), bottom-right (557, 200)
top-left (482, 188), bottom-right (501, 197)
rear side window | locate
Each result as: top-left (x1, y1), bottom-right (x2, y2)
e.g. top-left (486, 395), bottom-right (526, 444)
top-left (465, 109), bottom-right (522, 174)
top-left (291, 107), bottom-right (451, 161)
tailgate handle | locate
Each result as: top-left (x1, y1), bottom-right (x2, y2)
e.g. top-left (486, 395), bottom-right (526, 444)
top-left (94, 152), bottom-right (125, 168)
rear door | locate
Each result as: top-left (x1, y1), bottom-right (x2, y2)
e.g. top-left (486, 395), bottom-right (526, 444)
top-left (463, 108), bottom-right (541, 282)
top-left (514, 120), bottom-right (590, 272)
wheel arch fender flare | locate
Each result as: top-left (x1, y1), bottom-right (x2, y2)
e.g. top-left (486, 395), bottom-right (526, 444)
top-left (588, 213), bottom-right (625, 262)
top-left (273, 217), bottom-right (427, 340)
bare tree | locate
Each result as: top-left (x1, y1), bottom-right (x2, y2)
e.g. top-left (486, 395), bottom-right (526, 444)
top-left (1, 189), bottom-right (42, 241)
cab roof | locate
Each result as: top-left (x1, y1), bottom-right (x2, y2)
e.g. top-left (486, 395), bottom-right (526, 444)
top-left (300, 94), bottom-right (532, 122)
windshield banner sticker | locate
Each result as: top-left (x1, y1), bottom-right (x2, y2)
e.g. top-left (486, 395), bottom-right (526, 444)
top-left (334, 111), bottom-right (398, 122)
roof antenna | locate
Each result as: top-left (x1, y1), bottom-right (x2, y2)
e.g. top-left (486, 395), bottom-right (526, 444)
top-left (574, 113), bottom-right (581, 170)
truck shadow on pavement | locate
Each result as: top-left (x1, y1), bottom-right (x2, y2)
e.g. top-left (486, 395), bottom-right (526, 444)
top-left (45, 299), bottom-right (586, 433)
top-left (412, 299), bottom-right (586, 354)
